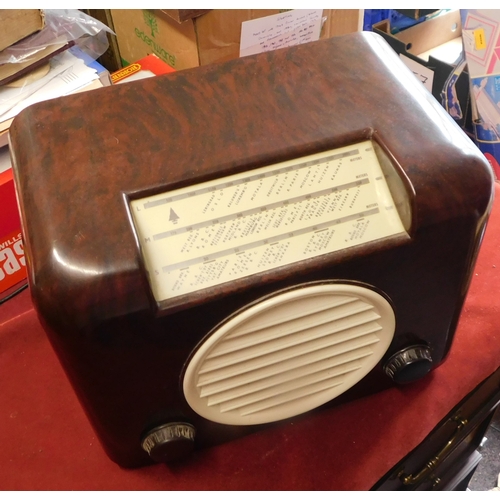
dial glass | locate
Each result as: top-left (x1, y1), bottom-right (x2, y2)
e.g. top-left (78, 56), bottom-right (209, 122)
top-left (130, 140), bottom-right (408, 302)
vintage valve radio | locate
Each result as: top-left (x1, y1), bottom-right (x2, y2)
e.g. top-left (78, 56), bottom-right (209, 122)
top-left (9, 32), bottom-right (494, 467)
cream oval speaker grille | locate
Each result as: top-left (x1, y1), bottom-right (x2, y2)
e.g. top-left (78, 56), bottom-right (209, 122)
top-left (183, 283), bottom-right (395, 426)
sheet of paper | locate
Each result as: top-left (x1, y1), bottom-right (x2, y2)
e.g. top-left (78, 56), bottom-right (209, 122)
top-left (0, 51), bottom-right (74, 118)
top-left (399, 54), bottom-right (435, 92)
top-left (0, 50), bottom-right (98, 122)
top-left (2, 58), bottom-right (98, 122)
top-left (239, 10), bottom-right (323, 58)
top-left (0, 145), bottom-right (11, 174)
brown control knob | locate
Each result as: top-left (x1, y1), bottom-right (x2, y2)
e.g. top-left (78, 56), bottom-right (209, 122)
top-left (384, 345), bottom-right (433, 384)
top-left (141, 422), bottom-right (195, 462)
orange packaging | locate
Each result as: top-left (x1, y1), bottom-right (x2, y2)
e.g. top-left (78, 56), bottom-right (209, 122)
top-left (0, 167), bottom-right (26, 298)
top-left (111, 54), bottom-right (175, 85)
top-left (0, 229), bottom-right (26, 297)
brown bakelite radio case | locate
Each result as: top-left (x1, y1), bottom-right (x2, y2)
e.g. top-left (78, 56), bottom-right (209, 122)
top-left (9, 32), bottom-right (494, 468)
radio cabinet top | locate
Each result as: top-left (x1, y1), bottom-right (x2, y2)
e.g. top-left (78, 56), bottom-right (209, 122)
top-left (8, 31), bottom-right (494, 467)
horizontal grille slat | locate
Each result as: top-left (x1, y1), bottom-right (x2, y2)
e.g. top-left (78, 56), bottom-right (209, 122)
top-left (218, 372), bottom-right (346, 413)
top-left (237, 378), bottom-right (348, 416)
top-left (197, 323), bottom-right (382, 386)
top-left (200, 311), bottom-right (378, 373)
top-left (208, 301), bottom-right (376, 357)
top-left (198, 346), bottom-right (373, 397)
top-left (199, 313), bottom-right (381, 377)
top-left (230, 295), bottom-right (359, 338)
top-left (203, 358), bottom-right (364, 405)
top-left (199, 348), bottom-right (373, 398)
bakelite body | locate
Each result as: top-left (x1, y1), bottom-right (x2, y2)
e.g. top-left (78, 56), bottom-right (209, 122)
top-left (9, 32), bottom-right (494, 467)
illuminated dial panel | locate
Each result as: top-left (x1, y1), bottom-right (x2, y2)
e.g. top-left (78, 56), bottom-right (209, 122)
top-left (130, 140), bottom-right (407, 302)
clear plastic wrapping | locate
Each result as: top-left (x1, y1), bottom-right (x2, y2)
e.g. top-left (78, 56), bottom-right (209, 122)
top-left (0, 9), bottom-right (114, 65)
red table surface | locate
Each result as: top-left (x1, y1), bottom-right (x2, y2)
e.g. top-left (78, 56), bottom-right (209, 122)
top-left (1, 183), bottom-right (500, 491)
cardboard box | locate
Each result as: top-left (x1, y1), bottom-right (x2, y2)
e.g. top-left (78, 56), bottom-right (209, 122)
top-left (161, 9), bottom-right (211, 23)
top-left (111, 54), bottom-right (175, 84)
top-left (0, 152), bottom-right (26, 299)
top-left (0, 9), bottom-right (45, 52)
top-left (373, 10), bottom-right (472, 136)
top-left (110, 9), bottom-right (362, 70)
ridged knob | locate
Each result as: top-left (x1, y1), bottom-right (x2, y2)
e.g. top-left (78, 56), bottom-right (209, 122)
top-left (141, 422), bottom-right (195, 463)
top-left (384, 345), bottom-right (433, 384)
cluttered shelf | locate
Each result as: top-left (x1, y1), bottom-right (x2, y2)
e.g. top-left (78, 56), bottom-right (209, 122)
top-left (2, 9), bottom-right (500, 492)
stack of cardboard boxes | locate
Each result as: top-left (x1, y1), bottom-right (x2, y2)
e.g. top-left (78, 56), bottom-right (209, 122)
top-left (0, 10), bottom-right (44, 52)
top-left (109, 9), bottom-right (362, 70)
top-left (0, 10), bottom-right (115, 300)
top-left (0, 10), bottom-right (45, 299)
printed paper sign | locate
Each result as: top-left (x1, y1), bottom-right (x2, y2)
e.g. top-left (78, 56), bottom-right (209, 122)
top-left (239, 10), bottom-right (323, 58)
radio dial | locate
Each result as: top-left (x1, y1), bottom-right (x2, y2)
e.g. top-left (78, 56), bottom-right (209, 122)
top-left (141, 422), bottom-right (195, 463)
top-left (384, 345), bottom-right (433, 384)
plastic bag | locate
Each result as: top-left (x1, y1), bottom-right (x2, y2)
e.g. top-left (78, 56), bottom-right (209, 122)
top-left (0, 9), bottom-right (114, 65)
